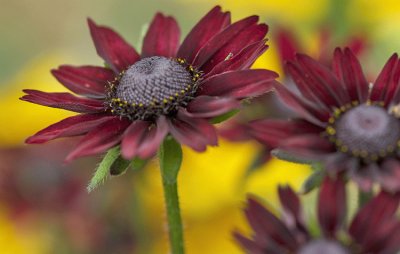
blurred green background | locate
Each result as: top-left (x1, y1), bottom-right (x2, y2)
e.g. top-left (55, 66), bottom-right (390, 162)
top-left (1, 0), bottom-right (400, 253)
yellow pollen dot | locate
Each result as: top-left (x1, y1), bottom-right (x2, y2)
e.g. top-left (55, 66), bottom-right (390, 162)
top-left (366, 100), bottom-right (372, 105)
top-left (119, 103), bottom-right (123, 107)
top-left (111, 109), bottom-right (115, 113)
top-left (163, 99), bottom-right (168, 104)
top-left (352, 101), bottom-right (359, 106)
top-left (341, 146), bottom-right (349, 153)
top-left (340, 106), bottom-right (346, 112)
top-left (175, 93), bottom-right (179, 97)
top-left (360, 150), bottom-right (368, 158)
top-left (328, 117), bottom-right (335, 124)
top-left (139, 103), bottom-right (143, 107)
top-left (169, 96), bottom-right (174, 101)
top-left (371, 154), bottom-right (379, 161)
top-left (334, 108), bottom-right (341, 117)
top-left (326, 126), bottom-right (336, 135)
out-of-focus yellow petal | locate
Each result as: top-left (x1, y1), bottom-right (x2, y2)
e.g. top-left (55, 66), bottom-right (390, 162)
top-left (0, 205), bottom-right (49, 254)
top-left (0, 54), bottom-right (75, 147)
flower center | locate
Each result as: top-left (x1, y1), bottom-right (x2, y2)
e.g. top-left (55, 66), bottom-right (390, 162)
top-left (326, 104), bottom-right (400, 161)
top-left (298, 240), bottom-right (349, 254)
top-left (107, 56), bottom-right (200, 120)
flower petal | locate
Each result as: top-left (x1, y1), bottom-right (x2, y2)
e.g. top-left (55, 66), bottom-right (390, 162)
top-left (121, 116), bottom-right (168, 159)
top-left (65, 117), bottom-right (130, 162)
top-left (196, 19), bottom-right (268, 73)
top-left (276, 27), bottom-right (298, 64)
top-left (233, 231), bottom-right (266, 254)
top-left (205, 39), bottom-right (268, 78)
top-left (349, 191), bottom-right (400, 248)
top-left (317, 176), bottom-right (346, 238)
top-left (51, 65), bottom-right (114, 97)
top-left (273, 83), bottom-right (329, 127)
top-left (199, 69), bottom-right (276, 99)
top-left (249, 119), bottom-right (322, 148)
top-left (332, 47), bottom-right (369, 103)
top-left (88, 18), bottom-right (140, 73)
top-left (193, 16), bottom-right (267, 72)
top-left (26, 113), bottom-right (113, 144)
top-left (20, 89), bottom-right (104, 113)
top-left (245, 197), bottom-right (298, 252)
top-left (279, 134), bottom-right (335, 159)
top-left (177, 6), bottom-right (230, 63)
top-left (142, 13), bottom-right (180, 58)
top-left (186, 95), bottom-right (240, 118)
top-left (167, 110), bottom-right (217, 151)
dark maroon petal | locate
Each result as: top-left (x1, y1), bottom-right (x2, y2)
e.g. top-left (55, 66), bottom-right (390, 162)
top-left (233, 231), bottom-right (268, 254)
top-left (177, 6), bottom-right (230, 63)
top-left (142, 13), bottom-right (180, 58)
top-left (218, 120), bottom-right (253, 141)
top-left (65, 117), bottom-right (131, 162)
top-left (88, 18), bottom-right (140, 73)
top-left (199, 69), bottom-right (276, 99)
top-left (279, 134), bottom-right (334, 159)
top-left (276, 27), bottom-right (298, 65)
top-left (205, 39), bottom-right (268, 78)
top-left (20, 89), bottom-right (104, 113)
top-left (278, 185), bottom-right (301, 222)
top-left (332, 48), bottom-right (369, 103)
top-left (245, 197), bottom-right (298, 251)
top-left (26, 113), bottom-right (113, 144)
top-left (349, 191), bottom-right (400, 248)
top-left (361, 219), bottom-right (400, 254)
top-left (296, 54), bottom-right (349, 106)
top-left (317, 176), bottom-right (346, 238)
top-left (186, 95), bottom-right (240, 118)
top-left (51, 65), bottom-right (114, 97)
top-left (248, 119), bottom-right (322, 148)
top-left (273, 83), bottom-right (329, 127)
top-left (121, 121), bottom-right (151, 159)
top-left (193, 16), bottom-right (267, 71)
top-left (167, 110), bottom-right (217, 151)
top-left (377, 159), bottom-right (400, 192)
top-left (197, 19), bottom-right (268, 73)
top-left (121, 116), bottom-right (168, 159)
top-left (370, 53), bottom-right (400, 106)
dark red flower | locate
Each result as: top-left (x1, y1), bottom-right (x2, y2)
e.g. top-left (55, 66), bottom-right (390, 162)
top-left (21, 6), bottom-right (277, 162)
top-left (249, 48), bottom-right (400, 191)
top-left (234, 177), bottom-right (400, 254)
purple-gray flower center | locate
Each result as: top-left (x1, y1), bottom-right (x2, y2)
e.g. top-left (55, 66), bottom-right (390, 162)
top-left (298, 240), bottom-right (349, 254)
top-left (107, 56), bottom-right (200, 120)
top-left (330, 104), bottom-right (400, 160)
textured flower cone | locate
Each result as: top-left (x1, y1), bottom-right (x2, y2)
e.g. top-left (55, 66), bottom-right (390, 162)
top-left (249, 48), bottom-right (400, 192)
top-left (21, 6), bottom-right (277, 162)
top-left (234, 177), bottom-right (400, 254)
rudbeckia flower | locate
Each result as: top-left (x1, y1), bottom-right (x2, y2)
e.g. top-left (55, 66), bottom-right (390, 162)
top-left (21, 6), bottom-right (276, 162)
top-left (234, 177), bottom-right (400, 254)
top-left (249, 48), bottom-right (400, 191)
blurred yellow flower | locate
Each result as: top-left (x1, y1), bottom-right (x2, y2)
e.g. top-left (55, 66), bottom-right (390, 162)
top-left (0, 54), bottom-right (74, 147)
top-left (0, 205), bottom-right (49, 254)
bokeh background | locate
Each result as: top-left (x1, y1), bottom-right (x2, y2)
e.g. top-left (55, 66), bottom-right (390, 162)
top-left (1, 0), bottom-right (400, 253)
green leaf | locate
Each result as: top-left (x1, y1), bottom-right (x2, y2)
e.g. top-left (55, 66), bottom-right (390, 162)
top-left (210, 109), bottom-right (240, 124)
top-left (87, 146), bottom-right (120, 192)
top-left (271, 149), bottom-right (315, 165)
top-left (159, 137), bottom-right (183, 184)
top-left (300, 167), bottom-right (325, 194)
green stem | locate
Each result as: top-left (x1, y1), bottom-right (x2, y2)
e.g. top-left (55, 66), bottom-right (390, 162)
top-left (358, 189), bottom-right (373, 207)
top-left (159, 137), bottom-right (184, 254)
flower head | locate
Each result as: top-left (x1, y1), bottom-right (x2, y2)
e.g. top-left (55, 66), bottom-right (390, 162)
top-left (249, 48), bottom-right (400, 191)
top-left (234, 177), bottom-right (400, 254)
top-left (21, 6), bottom-right (277, 162)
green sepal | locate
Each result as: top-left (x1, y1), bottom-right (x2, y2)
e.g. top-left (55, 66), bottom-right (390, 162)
top-left (87, 146), bottom-right (120, 192)
top-left (110, 155), bottom-right (131, 176)
top-left (210, 109), bottom-right (240, 124)
top-left (271, 149), bottom-right (315, 165)
top-left (159, 137), bottom-right (183, 184)
top-left (300, 165), bottom-right (325, 194)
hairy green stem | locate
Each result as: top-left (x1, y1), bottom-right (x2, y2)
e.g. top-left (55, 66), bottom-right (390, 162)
top-left (159, 137), bottom-right (184, 254)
